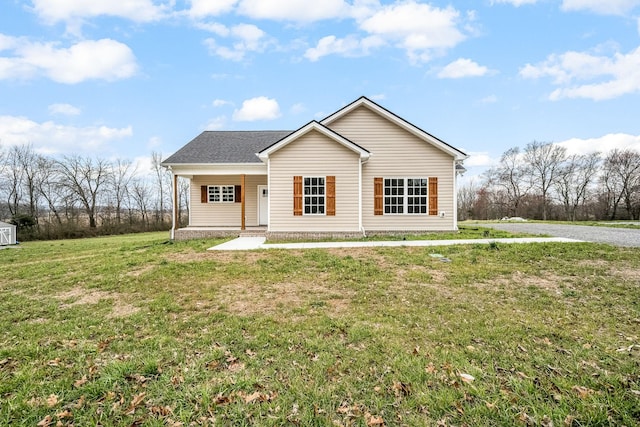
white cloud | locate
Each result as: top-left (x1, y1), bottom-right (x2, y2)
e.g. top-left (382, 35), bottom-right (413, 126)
top-left (30, 0), bottom-right (168, 22)
top-left (205, 115), bottom-right (227, 130)
top-left (464, 151), bottom-right (497, 167)
top-left (0, 35), bottom-right (138, 84)
top-left (188, 0), bottom-right (238, 18)
top-left (556, 133), bottom-right (640, 155)
top-left (232, 97), bottom-right (281, 121)
top-left (490, 0), bottom-right (539, 5)
top-left (358, 2), bottom-right (467, 63)
top-left (0, 115), bottom-right (132, 155)
top-left (237, 0), bottom-right (348, 22)
top-left (520, 46), bottom-right (640, 100)
top-left (438, 58), bottom-right (491, 78)
top-left (212, 99), bottom-right (231, 107)
top-left (203, 23), bottom-right (270, 61)
top-left (48, 103), bottom-right (81, 116)
top-left (304, 34), bottom-right (384, 61)
top-left (561, 0), bottom-right (640, 15)
top-left (31, 0), bottom-right (169, 34)
top-left (290, 103), bottom-right (307, 114)
top-left (369, 93), bottom-right (386, 100)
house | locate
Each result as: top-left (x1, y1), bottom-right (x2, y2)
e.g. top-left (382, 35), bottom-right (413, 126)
top-left (0, 221), bottom-right (17, 245)
top-left (162, 96), bottom-right (468, 240)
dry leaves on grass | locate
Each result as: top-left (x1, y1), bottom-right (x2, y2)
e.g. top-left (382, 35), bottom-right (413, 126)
top-left (124, 392), bottom-right (146, 415)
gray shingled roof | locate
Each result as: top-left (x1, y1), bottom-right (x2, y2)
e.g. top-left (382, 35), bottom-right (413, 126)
top-left (162, 131), bottom-right (292, 164)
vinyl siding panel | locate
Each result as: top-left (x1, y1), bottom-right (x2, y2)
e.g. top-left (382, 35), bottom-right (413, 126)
top-left (269, 130), bottom-right (360, 232)
top-left (190, 175), bottom-right (266, 226)
top-left (328, 106), bottom-right (456, 231)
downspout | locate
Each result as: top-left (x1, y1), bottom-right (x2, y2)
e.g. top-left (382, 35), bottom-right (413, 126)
top-left (452, 161), bottom-right (458, 231)
top-left (359, 156), bottom-right (368, 237)
top-left (266, 157), bottom-right (271, 232)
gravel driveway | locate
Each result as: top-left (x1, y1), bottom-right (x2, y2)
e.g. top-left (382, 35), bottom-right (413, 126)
top-left (479, 222), bottom-right (640, 247)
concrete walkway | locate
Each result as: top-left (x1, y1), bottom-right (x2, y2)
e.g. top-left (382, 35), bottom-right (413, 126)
top-left (208, 236), bottom-right (583, 251)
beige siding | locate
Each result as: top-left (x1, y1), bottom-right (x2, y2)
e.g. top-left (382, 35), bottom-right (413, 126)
top-left (328, 105), bottom-right (456, 231)
top-left (190, 175), bottom-right (266, 227)
top-left (269, 130), bottom-right (360, 232)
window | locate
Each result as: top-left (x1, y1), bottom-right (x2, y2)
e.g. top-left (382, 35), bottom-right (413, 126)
top-left (380, 177), bottom-right (432, 215)
top-left (407, 178), bottom-right (428, 214)
top-left (304, 177), bottom-right (325, 214)
top-left (208, 185), bottom-right (235, 203)
top-left (384, 178), bottom-right (404, 214)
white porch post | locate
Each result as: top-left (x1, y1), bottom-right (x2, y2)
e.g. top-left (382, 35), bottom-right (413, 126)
top-left (171, 169), bottom-right (178, 240)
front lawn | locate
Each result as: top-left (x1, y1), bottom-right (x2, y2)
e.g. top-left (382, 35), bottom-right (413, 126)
top-left (1, 232), bottom-right (639, 425)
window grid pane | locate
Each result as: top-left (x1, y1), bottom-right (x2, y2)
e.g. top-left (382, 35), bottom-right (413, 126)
top-left (384, 179), bottom-right (404, 214)
top-left (407, 178), bottom-right (428, 214)
top-left (208, 185), bottom-right (234, 203)
top-left (304, 177), bottom-right (325, 215)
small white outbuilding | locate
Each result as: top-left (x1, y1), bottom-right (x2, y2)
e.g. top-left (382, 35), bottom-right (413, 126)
top-left (0, 221), bottom-right (17, 245)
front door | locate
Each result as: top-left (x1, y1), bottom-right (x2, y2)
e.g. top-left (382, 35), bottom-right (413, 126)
top-left (257, 185), bottom-right (268, 225)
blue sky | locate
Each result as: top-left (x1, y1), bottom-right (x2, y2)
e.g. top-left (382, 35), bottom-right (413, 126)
top-left (2, 0), bottom-right (640, 180)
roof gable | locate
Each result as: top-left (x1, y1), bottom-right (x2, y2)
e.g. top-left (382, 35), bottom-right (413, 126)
top-left (321, 96), bottom-right (467, 161)
top-left (258, 121), bottom-right (370, 161)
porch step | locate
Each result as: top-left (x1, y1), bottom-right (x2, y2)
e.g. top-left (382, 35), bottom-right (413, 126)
top-left (239, 230), bottom-right (266, 237)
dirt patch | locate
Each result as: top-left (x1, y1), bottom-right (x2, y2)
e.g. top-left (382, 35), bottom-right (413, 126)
top-left (164, 249), bottom-right (270, 264)
top-left (126, 264), bottom-right (156, 277)
top-left (55, 287), bottom-right (140, 318)
top-left (218, 278), bottom-right (353, 317)
top-left (476, 271), bottom-right (568, 295)
top-left (612, 267), bottom-right (640, 283)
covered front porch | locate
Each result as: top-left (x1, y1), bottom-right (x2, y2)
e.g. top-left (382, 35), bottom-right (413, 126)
top-left (167, 165), bottom-right (269, 240)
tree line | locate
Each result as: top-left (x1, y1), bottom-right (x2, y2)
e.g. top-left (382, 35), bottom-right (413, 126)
top-left (458, 141), bottom-right (640, 221)
top-left (0, 144), bottom-right (189, 240)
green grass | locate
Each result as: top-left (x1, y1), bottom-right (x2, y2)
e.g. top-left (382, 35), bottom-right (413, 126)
top-left (1, 232), bottom-right (639, 426)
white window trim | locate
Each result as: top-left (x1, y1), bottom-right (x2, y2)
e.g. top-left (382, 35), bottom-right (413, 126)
top-left (303, 176), bottom-right (326, 216)
top-left (208, 185), bottom-right (235, 203)
top-left (383, 177), bottom-right (429, 215)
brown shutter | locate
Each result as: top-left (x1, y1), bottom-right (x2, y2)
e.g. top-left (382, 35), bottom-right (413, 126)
top-left (374, 177), bottom-right (383, 215)
top-left (326, 176), bottom-right (335, 216)
top-left (201, 186), bottom-right (208, 203)
top-left (234, 185), bottom-right (241, 203)
top-left (293, 176), bottom-right (302, 216)
top-left (429, 177), bottom-right (438, 215)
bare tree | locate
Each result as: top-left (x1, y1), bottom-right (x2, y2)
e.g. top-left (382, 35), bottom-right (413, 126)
top-left (523, 141), bottom-right (567, 220)
top-left (110, 159), bottom-right (136, 224)
top-left (151, 152), bottom-right (171, 225)
top-left (130, 179), bottom-right (151, 228)
top-left (484, 147), bottom-right (532, 217)
top-left (34, 155), bottom-right (65, 225)
top-left (457, 179), bottom-right (480, 221)
top-left (57, 156), bottom-right (111, 228)
top-left (601, 149), bottom-right (640, 220)
top-left (16, 144), bottom-right (40, 221)
top-left (3, 145), bottom-right (26, 217)
top-left (555, 152), bottom-right (600, 221)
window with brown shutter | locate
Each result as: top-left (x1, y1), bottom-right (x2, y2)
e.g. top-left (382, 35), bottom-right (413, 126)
top-left (201, 186), bottom-right (208, 203)
top-left (326, 176), bottom-right (335, 216)
top-left (428, 177), bottom-right (438, 215)
top-left (234, 185), bottom-right (241, 203)
top-left (293, 176), bottom-right (302, 216)
top-left (374, 177), bottom-right (383, 215)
